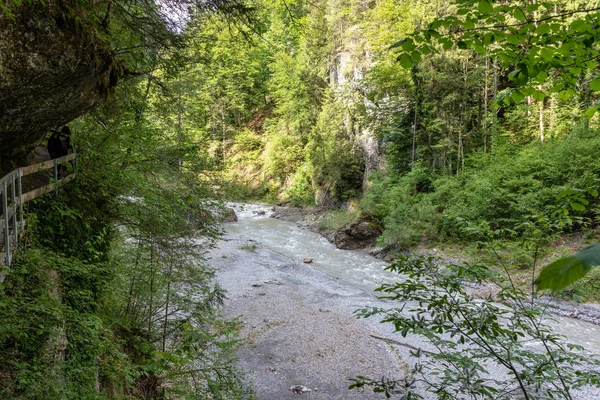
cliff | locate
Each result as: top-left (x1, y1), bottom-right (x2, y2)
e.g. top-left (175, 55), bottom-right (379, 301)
top-left (0, 0), bottom-right (123, 173)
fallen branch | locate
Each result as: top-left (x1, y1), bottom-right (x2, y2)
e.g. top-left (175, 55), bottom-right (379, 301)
top-left (370, 334), bottom-right (436, 356)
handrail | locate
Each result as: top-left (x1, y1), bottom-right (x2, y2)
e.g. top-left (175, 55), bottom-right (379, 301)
top-left (0, 153), bottom-right (77, 271)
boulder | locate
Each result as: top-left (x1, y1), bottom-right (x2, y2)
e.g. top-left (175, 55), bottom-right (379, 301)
top-left (220, 207), bottom-right (238, 222)
top-left (333, 219), bottom-right (382, 250)
top-left (471, 283), bottom-right (503, 302)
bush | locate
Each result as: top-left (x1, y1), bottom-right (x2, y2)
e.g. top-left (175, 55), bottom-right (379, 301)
top-left (351, 255), bottom-right (600, 399)
top-left (362, 133), bottom-right (600, 248)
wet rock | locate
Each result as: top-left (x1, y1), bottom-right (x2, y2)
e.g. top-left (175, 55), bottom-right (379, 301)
top-left (220, 207), bottom-right (238, 222)
top-left (367, 246), bottom-right (394, 260)
top-left (303, 258), bottom-right (313, 264)
top-left (333, 219), bottom-right (382, 250)
top-left (253, 210), bottom-right (266, 216)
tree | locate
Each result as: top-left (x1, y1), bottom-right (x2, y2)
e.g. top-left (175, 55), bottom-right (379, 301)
top-left (393, 0), bottom-right (600, 116)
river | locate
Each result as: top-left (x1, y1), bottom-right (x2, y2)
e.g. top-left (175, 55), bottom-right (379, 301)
top-left (226, 202), bottom-right (600, 355)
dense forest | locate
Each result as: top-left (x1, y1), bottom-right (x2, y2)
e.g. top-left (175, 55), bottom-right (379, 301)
top-left (2, 0), bottom-right (600, 398)
top-left (180, 0), bottom-right (600, 294)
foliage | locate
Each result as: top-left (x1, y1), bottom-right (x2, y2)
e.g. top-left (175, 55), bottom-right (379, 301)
top-left (306, 90), bottom-right (364, 207)
top-left (1, 64), bottom-right (253, 397)
top-left (318, 210), bottom-right (358, 231)
top-left (536, 242), bottom-right (600, 292)
top-left (393, 0), bottom-right (600, 111)
top-left (362, 134), bottom-right (600, 248)
top-left (351, 255), bottom-right (600, 399)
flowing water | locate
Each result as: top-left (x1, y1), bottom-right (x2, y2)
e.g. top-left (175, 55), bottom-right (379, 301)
top-left (225, 202), bottom-right (600, 354)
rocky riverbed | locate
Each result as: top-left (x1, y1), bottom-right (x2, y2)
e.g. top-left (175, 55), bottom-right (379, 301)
top-left (206, 203), bottom-right (600, 399)
top-left (268, 205), bottom-right (600, 326)
top-left (207, 232), bottom-right (407, 399)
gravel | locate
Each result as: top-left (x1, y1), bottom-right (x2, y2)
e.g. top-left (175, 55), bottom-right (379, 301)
top-left (208, 234), bottom-right (406, 399)
top-left (207, 227), bottom-right (600, 399)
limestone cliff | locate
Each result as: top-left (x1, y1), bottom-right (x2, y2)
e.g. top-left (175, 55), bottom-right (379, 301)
top-left (0, 0), bottom-right (123, 173)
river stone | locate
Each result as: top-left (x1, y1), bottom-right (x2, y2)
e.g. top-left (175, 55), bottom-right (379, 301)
top-left (333, 219), bottom-right (382, 250)
top-left (290, 385), bottom-right (311, 394)
top-left (220, 207), bottom-right (238, 222)
top-left (472, 283), bottom-right (503, 302)
top-left (303, 258), bottom-right (313, 263)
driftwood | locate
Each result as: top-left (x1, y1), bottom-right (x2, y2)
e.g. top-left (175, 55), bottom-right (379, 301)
top-left (369, 334), bottom-right (436, 356)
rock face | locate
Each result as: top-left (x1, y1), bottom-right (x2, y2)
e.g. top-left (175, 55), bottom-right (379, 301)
top-left (333, 219), bottom-right (381, 250)
top-left (0, 0), bottom-right (123, 173)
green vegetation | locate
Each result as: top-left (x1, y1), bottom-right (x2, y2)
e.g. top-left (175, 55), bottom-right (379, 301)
top-left (0, 56), bottom-right (251, 399)
top-left (175, 0), bottom-right (600, 274)
top-left (239, 243), bottom-right (258, 252)
top-left (5, 0), bottom-right (600, 397)
top-left (352, 255), bottom-right (600, 399)
top-left (318, 210), bottom-right (359, 231)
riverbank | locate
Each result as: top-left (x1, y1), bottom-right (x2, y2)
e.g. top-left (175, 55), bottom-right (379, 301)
top-left (207, 229), bottom-right (407, 399)
top-left (210, 205), bottom-right (600, 399)
top-left (267, 204), bottom-right (600, 326)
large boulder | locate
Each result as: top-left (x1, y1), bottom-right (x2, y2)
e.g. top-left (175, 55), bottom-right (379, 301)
top-left (0, 0), bottom-right (123, 172)
top-left (220, 207), bottom-right (238, 222)
top-left (333, 219), bottom-right (382, 250)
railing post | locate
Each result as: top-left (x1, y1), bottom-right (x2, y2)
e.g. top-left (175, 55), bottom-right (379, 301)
top-left (11, 174), bottom-right (17, 248)
top-left (2, 181), bottom-right (10, 266)
top-left (17, 169), bottom-right (23, 231)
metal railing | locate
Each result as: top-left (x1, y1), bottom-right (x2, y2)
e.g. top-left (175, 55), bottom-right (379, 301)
top-left (0, 153), bottom-right (77, 270)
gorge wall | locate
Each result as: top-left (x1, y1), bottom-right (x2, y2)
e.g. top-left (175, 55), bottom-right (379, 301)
top-left (0, 0), bottom-right (122, 173)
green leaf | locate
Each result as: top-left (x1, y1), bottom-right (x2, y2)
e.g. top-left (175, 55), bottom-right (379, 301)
top-left (540, 47), bottom-right (553, 59)
top-left (474, 44), bottom-right (486, 55)
top-left (532, 91), bottom-right (545, 102)
top-left (440, 38), bottom-right (453, 50)
top-left (570, 202), bottom-right (586, 211)
top-left (535, 24), bottom-right (550, 35)
top-left (537, 70), bottom-right (548, 82)
top-left (535, 243), bottom-right (600, 291)
top-left (390, 40), bottom-right (405, 49)
top-left (569, 67), bottom-right (582, 76)
top-left (498, 52), bottom-right (512, 63)
top-left (590, 79), bottom-right (600, 91)
top-left (506, 35), bottom-right (523, 45)
top-left (399, 53), bottom-right (414, 69)
top-left (402, 39), bottom-right (416, 52)
top-left (511, 89), bottom-right (525, 103)
top-left (483, 33), bottom-right (495, 45)
top-left (478, 0), bottom-right (494, 15)
top-left (513, 8), bottom-right (526, 21)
